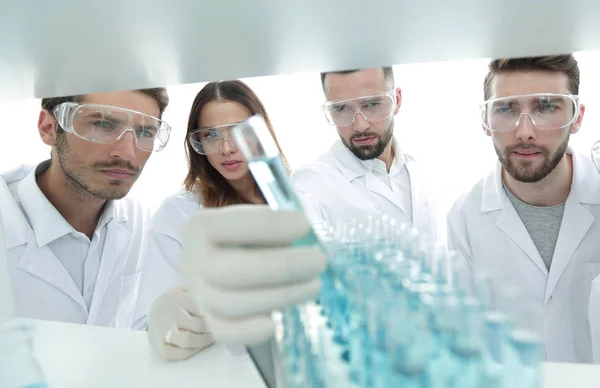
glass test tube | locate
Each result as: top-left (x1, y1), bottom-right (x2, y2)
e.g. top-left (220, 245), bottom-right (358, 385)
top-left (231, 115), bottom-right (324, 387)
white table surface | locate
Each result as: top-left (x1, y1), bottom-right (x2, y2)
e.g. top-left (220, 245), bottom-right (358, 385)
top-left (29, 319), bottom-right (267, 388)
top-left (544, 362), bottom-right (600, 388)
top-left (23, 318), bottom-right (600, 388)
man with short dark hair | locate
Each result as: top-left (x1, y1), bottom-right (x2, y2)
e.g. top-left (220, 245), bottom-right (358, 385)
top-left (2, 88), bottom-right (171, 327)
top-left (447, 54), bottom-right (600, 363)
top-left (292, 67), bottom-right (440, 241)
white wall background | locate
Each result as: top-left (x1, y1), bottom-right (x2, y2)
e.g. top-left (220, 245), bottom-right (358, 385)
top-left (2, 51), bottom-right (600, 220)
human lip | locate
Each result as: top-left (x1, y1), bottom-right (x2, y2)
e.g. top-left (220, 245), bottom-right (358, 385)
top-left (221, 160), bottom-right (242, 170)
top-left (101, 169), bottom-right (136, 179)
top-left (512, 148), bottom-right (541, 157)
top-left (353, 136), bottom-right (376, 145)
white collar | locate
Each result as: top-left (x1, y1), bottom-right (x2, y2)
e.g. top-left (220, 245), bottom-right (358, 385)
top-left (481, 147), bottom-right (600, 212)
top-left (17, 160), bottom-right (125, 246)
top-left (330, 137), bottom-right (407, 181)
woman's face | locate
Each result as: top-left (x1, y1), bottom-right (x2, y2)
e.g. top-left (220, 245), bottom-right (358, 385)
top-left (198, 100), bottom-right (252, 182)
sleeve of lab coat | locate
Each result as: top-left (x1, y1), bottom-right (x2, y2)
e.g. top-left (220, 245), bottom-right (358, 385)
top-left (590, 275), bottom-right (600, 364)
top-left (131, 196), bottom-right (196, 330)
top-left (291, 169), bottom-right (329, 225)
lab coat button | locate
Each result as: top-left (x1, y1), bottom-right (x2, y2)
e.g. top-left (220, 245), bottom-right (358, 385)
top-left (549, 295), bottom-right (553, 301)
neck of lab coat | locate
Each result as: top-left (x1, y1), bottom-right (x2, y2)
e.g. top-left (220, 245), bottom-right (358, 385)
top-left (377, 140), bottom-right (395, 172)
top-left (37, 163), bottom-right (106, 239)
top-left (502, 153), bottom-right (573, 207)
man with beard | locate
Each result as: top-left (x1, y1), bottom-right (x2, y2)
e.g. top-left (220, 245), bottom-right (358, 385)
top-left (0, 88), bottom-right (171, 327)
top-left (447, 54), bottom-right (600, 363)
top-left (291, 67), bottom-right (440, 241)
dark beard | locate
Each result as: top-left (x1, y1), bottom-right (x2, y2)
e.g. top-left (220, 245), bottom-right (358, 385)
top-left (55, 132), bottom-right (138, 200)
top-left (495, 133), bottom-right (570, 183)
top-left (342, 120), bottom-right (394, 160)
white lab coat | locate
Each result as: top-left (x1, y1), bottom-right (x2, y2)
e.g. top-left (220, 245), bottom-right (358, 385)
top-left (590, 275), bottom-right (600, 363)
top-left (447, 148), bottom-right (600, 363)
top-left (132, 190), bottom-right (201, 330)
top-left (1, 165), bottom-right (151, 328)
top-left (291, 139), bottom-right (441, 243)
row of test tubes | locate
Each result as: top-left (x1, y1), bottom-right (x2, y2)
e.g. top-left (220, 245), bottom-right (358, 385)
top-left (272, 216), bottom-right (544, 388)
top-left (229, 115), bottom-right (544, 388)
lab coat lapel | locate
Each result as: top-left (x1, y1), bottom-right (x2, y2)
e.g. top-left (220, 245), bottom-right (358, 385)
top-left (364, 173), bottom-right (404, 210)
top-left (545, 150), bottom-right (598, 300)
top-left (546, 196), bottom-right (593, 300)
top-left (496, 204), bottom-right (548, 276)
top-left (484, 163), bottom-right (548, 276)
top-left (406, 161), bottom-right (425, 229)
top-left (17, 232), bottom-right (87, 310)
top-left (87, 220), bottom-right (130, 324)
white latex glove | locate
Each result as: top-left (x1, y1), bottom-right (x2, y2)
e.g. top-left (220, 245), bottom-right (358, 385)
top-left (147, 287), bottom-right (214, 361)
top-left (178, 205), bottom-right (326, 346)
top-left (590, 275), bottom-right (600, 364)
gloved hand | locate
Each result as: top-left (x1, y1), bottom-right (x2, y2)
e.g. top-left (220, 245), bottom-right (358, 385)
top-left (178, 205), bottom-right (326, 346)
top-left (147, 287), bottom-right (214, 361)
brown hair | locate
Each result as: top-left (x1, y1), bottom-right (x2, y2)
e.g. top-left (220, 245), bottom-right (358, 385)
top-left (320, 67), bottom-right (395, 92)
top-left (41, 87), bottom-right (170, 119)
top-left (183, 80), bottom-right (290, 208)
top-left (483, 54), bottom-right (580, 100)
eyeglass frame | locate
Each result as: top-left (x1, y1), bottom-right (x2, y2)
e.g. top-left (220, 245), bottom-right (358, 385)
top-left (479, 93), bottom-right (581, 132)
top-left (187, 121), bottom-right (244, 155)
top-left (52, 102), bottom-right (172, 152)
top-left (321, 90), bottom-right (397, 127)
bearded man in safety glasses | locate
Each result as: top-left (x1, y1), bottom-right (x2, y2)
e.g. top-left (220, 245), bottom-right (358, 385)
top-left (0, 88), bottom-right (171, 328)
top-left (447, 54), bottom-right (600, 364)
top-left (291, 67), bottom-right (440, 242)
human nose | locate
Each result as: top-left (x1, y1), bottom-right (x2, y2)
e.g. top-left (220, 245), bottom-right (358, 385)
top-left (514, 113), bottom-right (537, 141)
top-left (352, 111), bottom-right (370, 132)
top-left (220, 137), bottom-right (237, 155)
top-left (109, 129), bottom-right (138, 161)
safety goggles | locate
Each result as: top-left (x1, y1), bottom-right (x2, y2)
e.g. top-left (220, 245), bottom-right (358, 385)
top-left (188, 122), bottom-right (243, 155)
top-left (322, 91), bottom-right (396, 127)
top-left (480, 93), bottom-right (579, 132)
top-left (53, 102), bottom-right (171, 152)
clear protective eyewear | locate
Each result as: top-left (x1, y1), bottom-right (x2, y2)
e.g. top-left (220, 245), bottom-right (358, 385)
top-left (480, 93), bottom-right (579, 132)
top-left (322, 91), bottom-right (396, 127)
top-left (188, 122), bottom-right (242, 155)
top-left (53, 102), bottom-right (171, 152)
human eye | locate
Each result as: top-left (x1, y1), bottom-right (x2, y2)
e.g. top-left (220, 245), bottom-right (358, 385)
top-left (136, 127), bottom-right (158, 138)
top-left (91, 120), bottom-right (117, 131)
top-left (332, 104), bottom-right (349, 113)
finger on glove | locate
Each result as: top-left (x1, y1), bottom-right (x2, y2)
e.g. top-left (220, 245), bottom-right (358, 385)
top-left (194, 277), bottom-right (321, 319)
top-left (166, 328), bottom-right (214, 349)
top-left (202, 312), bottom-right (275, 346)
top-left (170, 288), bottom-right (204, 317)
top-left (181, 205), bottom-right (311, 247)
top-left (189, 245), bottom-right (326, 289)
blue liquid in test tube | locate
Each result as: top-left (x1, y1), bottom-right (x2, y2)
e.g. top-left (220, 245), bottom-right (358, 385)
top-left (231, 115), bottom-right (319, 245)
top-left (232, 115), bottom-right (330, 386)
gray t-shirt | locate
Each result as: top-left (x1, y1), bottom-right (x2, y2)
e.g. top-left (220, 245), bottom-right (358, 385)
top-left (504, 184), bottom-right (565, 271)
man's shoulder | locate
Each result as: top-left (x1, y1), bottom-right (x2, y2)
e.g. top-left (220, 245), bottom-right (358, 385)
top-left (113, 195), bottom-right (152, 226)
top-left (449, 176), bottom-right (487, 218)
top-left (291, 158), bottom-right (342, 191)
top-left (0, 164), bottom-right (35, 186)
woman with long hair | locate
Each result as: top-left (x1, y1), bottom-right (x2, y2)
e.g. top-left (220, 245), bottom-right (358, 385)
top-left (135, 80), bottom-right (290, 361)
